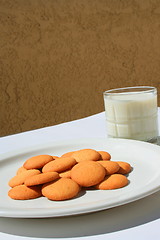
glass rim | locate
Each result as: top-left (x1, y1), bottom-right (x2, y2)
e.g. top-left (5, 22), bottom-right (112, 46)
top-left (103, 86), bottom-right (157, 96)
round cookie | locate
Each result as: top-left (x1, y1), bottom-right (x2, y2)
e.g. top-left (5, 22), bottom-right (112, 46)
top-left (71, 161), bottom-right (106, 187)
top-left (61, 151), bottom-right (75, 158)
top-left (24, 172), bottom-right (59, 186)
top-left (8, 185), bottom-right (42, 200)
top-left (98, 161), bottom-right (120, 175)
top-left (98, 151), bottom-right (111, 160)
top-left (59, 169), bottom-right (71, 178)
top-left (16, 166), bottom-right (27, 175)
top-left (42, 178), bottom-right (80, 201)
top-left (72, 149), bottom-right (101, 162)
top-left (23, 154), bottom-right (54, 170)
top-left (42, 157), bottom-right (76, 173)
top-left (8, 169), bottom-right (41, 188)
top-left (116, 161), bottom-right (131, 175)
top-left (96, 174), bottom-right (128, 190)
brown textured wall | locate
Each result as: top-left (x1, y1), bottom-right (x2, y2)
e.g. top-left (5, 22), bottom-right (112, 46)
top-left (1, 0), bottom-right (160, 136)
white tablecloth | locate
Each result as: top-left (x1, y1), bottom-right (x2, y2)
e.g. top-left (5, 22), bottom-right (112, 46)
top-left (0, 112), bottom-right (160, 240)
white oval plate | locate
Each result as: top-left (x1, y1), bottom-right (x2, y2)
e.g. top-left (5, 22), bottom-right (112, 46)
top-left (0, 138), bottom-right (160, 218)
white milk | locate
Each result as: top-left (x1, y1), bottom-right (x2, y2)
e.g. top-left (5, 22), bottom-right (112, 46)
top-left (104, 91), bottom-right (158, 141)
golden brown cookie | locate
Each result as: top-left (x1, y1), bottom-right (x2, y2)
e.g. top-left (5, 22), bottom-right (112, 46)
top-left (116, 161), bottom-right (131, 175)
top-left (72, 149), bottom-right (101, 162)
top-left (24, 172), bottom-right (59, 186)
top-left (98, 161), bottom-right (120, 175)
top-left (59, 169), bottom-right (71, 178)
top-left (16, 166), bottom-right (27, 175)
top-left (42, 178), bottom-right (80, 201)
top-left (52, 156), bottom-right (59, 159)
top-left (98, 151), bottom-right (111, 160)
top-left (8, 185), bottom-right (42, 200)
top-left (71, 161), bottom-right (106, 187)
top-left (8, 169), bottom-right (41, 188)
top-left (96, 174), bottom-right (128, 190)
top-left (23, 154), bottom-right (53, 170)
top-left (61, 151), bottom-right (75, 158)
top-left (42, 157), bottom-right (76, 173)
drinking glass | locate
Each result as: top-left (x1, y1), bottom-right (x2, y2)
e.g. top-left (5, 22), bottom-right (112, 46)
top-left (103, 86), bottom-right (158, 142)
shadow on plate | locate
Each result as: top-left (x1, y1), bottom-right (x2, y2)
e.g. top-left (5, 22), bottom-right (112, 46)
top-left (0, 191), bottom-right (160, 238)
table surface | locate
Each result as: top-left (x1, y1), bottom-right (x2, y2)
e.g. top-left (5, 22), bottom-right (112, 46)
top-left (0, 111), bottom-right (160, 240)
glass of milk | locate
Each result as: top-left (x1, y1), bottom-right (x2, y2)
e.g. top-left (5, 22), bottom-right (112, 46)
top-left (103, 86), bottom-right (158, 142)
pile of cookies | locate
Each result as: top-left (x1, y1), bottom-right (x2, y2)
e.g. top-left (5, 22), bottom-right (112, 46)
top-left (8, 149), bottom-right (131, 201)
